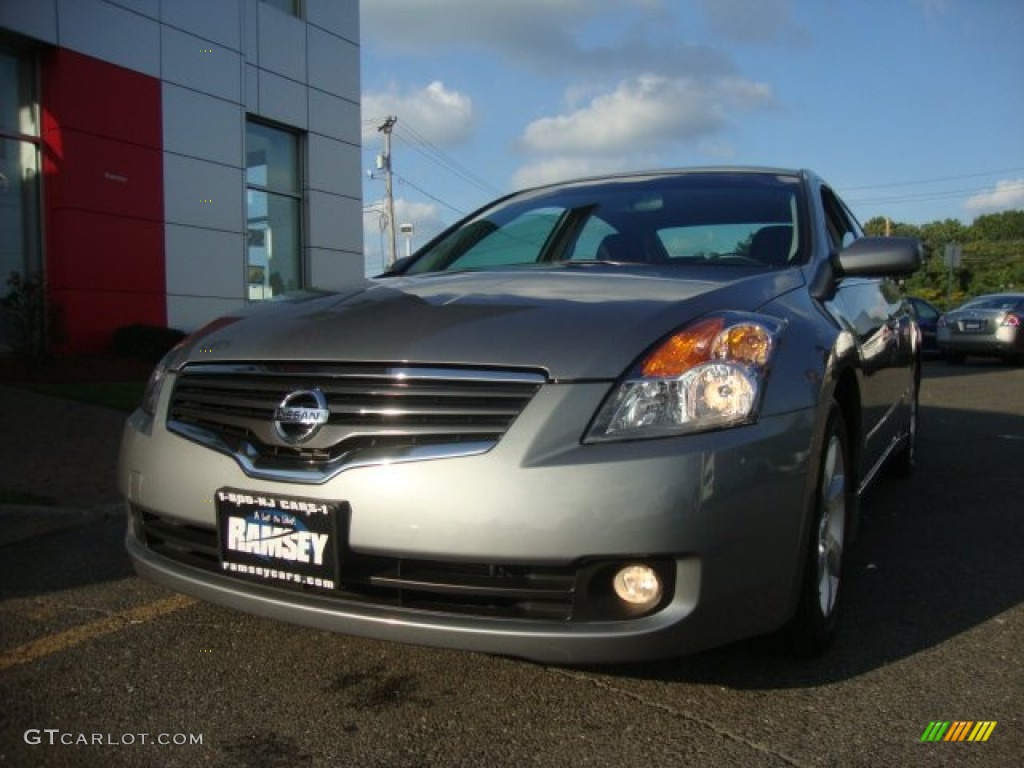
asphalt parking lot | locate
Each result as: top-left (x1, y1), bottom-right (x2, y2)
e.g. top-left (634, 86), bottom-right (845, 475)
top-left (0, 359), bottom-right (1021, 767)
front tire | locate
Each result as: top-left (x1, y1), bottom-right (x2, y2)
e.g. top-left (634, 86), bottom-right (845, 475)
top-left (786, 403), bottom-right (850, 655)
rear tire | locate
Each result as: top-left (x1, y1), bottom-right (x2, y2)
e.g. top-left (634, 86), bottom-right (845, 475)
top-left (785, 403), bottom-right (850, 656)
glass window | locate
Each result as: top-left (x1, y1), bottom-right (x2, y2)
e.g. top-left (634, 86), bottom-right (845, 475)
top-left (821, 186), bottom-right (862, 250)
top-left (0, 46), bottom-right (41, 298)
top-left (246, 121), bottom-right (302, 300)
top-left (446, 208), bottom-right (564, 271)
top-left (909, 299), bottom-right (939, 321)
top-left (405, 172), bottom-right (806, 274)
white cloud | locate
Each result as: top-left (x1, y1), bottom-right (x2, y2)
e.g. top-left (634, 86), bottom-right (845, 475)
top-left (965, 179), bottom-right (1024, 214)
top-left (362, 0), bottom-right (732, 79)
top-left (511, 156), bottom-right (632, 190)
top-left (694, 0), bottom-right (810, 45)
top-left (912, 0), bottom-right (953, 19)
top-left (519, 75), bottom-right (774, 156)
top-left (394, 198), bottom-right (446, 233)
top-left (362, 81), bottom-right (474, 146)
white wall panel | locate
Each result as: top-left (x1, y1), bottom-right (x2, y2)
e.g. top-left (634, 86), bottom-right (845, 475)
top-left (309, 247), bottom-right (364, 290)
top-left (57, 0), bottom-right (159, 76)
top-left (257, 3), bottom-right (305, 81)
top-left (308, 133), bottom-right (361, 199)
top-left (306, 0), bottom-right (358, 41)
top-left (245, 64), bottom-right (259, 111)
top-left (107, 0), bottom-right (158, 19)
top-left (165, 224), bottom-right (244, 298)
top-left (242, 0), bottom-right (259, 64)
top-left (257, 69), bottom-right (308, 129)
top-left (308, 89), bottom-right (360, 143)
top-left (308, 191), bottom-right (361, 252)
top-left (308, 27), bottom-right (359, 100)
top-left (160, 0), bottom-right (241, 51)
top-left (167, 295), bottom-right (246, 332)
top-left (164, 154), bottom-right (244, 233)
top-left (162, 26), bottom-right (242, 103)
top-left (0, 0), bottom-right (57, 43)
top-left (163, 84), bottom-right (243, 167)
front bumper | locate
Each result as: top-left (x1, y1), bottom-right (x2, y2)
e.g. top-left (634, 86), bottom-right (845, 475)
top-left (120, 381), bottom-right (818, 663)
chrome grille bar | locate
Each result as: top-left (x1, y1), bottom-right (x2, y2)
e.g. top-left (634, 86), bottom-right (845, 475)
top-left (167, 363), bottom-right (545, 483)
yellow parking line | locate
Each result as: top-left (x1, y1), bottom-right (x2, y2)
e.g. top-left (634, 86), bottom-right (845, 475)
top-left (0, 594), bottom-right (196, 673)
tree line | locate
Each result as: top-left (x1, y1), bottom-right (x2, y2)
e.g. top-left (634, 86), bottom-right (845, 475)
top-left (863, 210), bottom-right (1024, 309)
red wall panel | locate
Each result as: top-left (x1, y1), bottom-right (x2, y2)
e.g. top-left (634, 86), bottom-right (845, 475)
top-left (41, 48), bottom-right (165, 352)
top-left (40, 49), bottom-right (162, 149)
top-left (44, 130), bottom-right (162, 222)
top-left (48, 210), bottom-right (164, 294)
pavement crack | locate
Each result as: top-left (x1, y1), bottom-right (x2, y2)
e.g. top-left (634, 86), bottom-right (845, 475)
top-left (546, 667), bottom-right (808, 767)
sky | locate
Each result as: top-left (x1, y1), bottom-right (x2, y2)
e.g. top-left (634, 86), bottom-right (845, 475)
top-left (358, 0), bottom-right (1024, 273)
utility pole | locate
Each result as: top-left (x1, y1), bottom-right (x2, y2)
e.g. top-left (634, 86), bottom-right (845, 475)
top-left (377, 116), bottom-right (398, 269)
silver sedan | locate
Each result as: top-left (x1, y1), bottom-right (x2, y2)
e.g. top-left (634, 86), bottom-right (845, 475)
top-left (120, 168), bottom-right (922, 663)
top-left (937, 293), bottom-right (1024, 364)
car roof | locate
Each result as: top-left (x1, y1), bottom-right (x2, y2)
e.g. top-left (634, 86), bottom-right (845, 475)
top-left (968, 293), bottom-right (1024, 301)
top-left (518, 166), bottom-right (811, 193)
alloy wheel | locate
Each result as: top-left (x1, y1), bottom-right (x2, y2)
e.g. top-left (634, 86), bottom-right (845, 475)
top-left (816, 433), bottom-right (847, 617)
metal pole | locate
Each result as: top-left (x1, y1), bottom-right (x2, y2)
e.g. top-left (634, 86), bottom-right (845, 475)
top-left (378, 116), bottom-right (398, 269)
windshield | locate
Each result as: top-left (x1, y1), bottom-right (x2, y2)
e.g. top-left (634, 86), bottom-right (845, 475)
top-left (404, 172), bottom-right (807, 275)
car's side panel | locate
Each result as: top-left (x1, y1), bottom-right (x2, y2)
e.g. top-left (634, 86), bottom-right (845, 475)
top-left (826, 277), bottom-right (914, 483)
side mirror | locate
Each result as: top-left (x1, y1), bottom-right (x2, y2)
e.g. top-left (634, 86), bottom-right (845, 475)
top-left (836, 236), bottom-right (922, 277)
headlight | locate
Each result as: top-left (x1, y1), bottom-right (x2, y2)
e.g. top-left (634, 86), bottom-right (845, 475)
top-left (141, 354), bottom-right (172, 417)
top-left (139, 316), bottom-right (239, 417)
top-left (586, 313), bottom-right (783, 442)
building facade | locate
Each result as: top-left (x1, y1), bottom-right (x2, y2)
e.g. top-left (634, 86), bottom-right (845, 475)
top-left (0, 0), bottom-right (362, 352)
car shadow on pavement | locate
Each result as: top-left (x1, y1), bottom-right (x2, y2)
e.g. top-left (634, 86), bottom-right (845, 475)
top-left (583, 399), bottom-right (1024, 688)
top-left (0, 510), bottom-right (135, 600)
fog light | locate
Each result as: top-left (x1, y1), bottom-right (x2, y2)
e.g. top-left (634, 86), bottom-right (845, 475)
top-left (613, 565), bottom-right (662, 606)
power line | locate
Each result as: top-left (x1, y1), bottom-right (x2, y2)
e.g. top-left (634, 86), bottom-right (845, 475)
top-left (395, 174), bottom-right (468, 217)
top-left (847, 180), bottom-right (1024, 207)
top-left (394, 122), bottom-right (502, 197)
top-left (362, 114), bottom-right (499, 214)
top-left (842, 167), bottom-right (1024, 192)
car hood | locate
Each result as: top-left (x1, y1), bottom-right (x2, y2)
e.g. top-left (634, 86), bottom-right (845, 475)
top-left (175, 266), bottom-right (803, 380)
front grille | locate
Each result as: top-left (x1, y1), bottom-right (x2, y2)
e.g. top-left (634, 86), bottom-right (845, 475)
top-left (133, 507), bottom-right (583, 621)
top-left (167, 363), bottom-right (545, 483)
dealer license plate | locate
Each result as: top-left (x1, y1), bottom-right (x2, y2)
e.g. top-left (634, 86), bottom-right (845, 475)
top-left (216, 488), bottom-right (340, 590)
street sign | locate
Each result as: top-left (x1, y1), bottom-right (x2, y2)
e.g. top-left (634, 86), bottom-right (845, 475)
top-left (943, 243), bottom-right (962, 268)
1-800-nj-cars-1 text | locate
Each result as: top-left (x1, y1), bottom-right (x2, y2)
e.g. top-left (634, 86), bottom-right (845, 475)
top-left (120, 168), bottom-right (922, 663)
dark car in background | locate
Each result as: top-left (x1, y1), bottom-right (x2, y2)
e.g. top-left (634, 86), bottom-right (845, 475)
top-left (937, 293), bottom-right (1024, 364)
top-left (906, 297), bottom-right (941, 354)
top-left (120, 168), bottom-right (922, 663)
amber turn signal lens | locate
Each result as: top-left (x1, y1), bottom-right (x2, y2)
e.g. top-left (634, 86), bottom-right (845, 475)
top-left (640, 317), bottom-right (725, 377)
